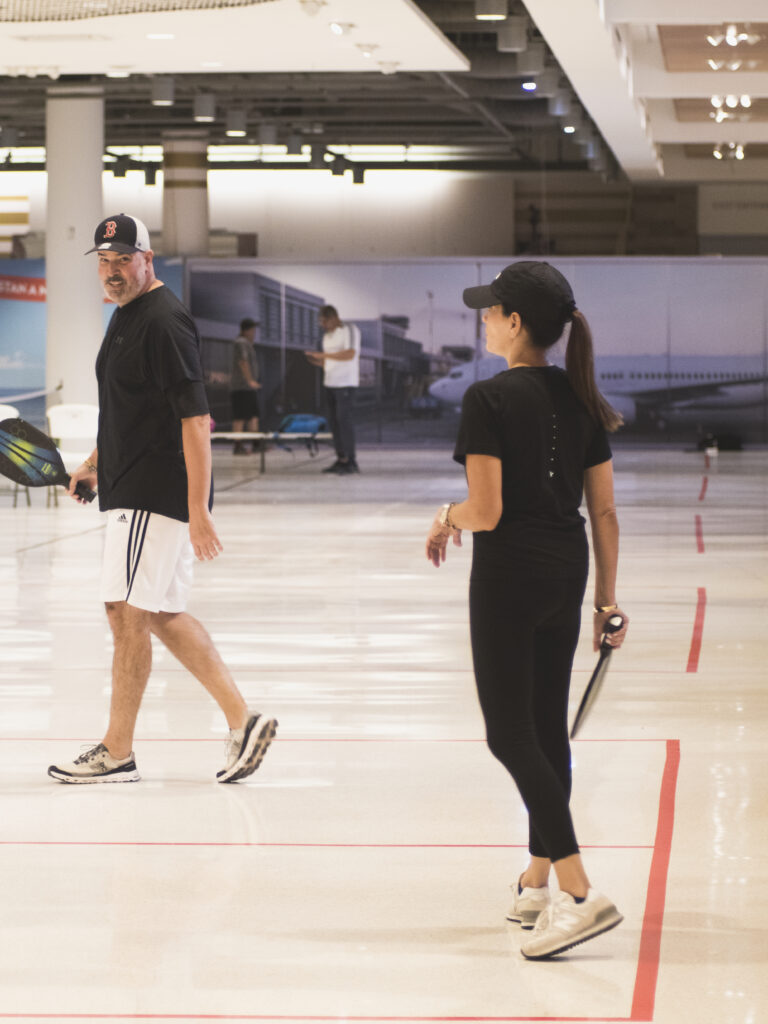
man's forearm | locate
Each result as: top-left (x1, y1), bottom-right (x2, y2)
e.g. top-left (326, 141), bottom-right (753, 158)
top-left (181, 415), bottom-right (212, 512)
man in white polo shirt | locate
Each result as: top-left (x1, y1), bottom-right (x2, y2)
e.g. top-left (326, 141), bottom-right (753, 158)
top-left (305, 304), bottom-right (361, 474)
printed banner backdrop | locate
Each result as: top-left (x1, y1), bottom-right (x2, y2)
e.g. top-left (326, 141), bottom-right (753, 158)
top-left (2, 255), bottom-right (766, 445)
top-left (188, 256), bottom-right (768, 446)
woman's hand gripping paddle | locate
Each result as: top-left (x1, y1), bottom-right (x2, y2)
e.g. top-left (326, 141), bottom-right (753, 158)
top-left (570, 614), bottom-right (624, 739)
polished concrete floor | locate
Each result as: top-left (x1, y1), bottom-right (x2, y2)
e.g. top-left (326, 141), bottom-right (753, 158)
top-left (0, 442), bottom-right (765, 1023)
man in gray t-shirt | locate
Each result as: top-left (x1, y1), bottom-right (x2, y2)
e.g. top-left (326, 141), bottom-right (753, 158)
top-left (230, 317), bottom-right (261, 454)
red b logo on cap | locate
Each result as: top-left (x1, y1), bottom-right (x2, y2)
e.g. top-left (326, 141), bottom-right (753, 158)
top-left (104, 220), bottom-right (117, 238)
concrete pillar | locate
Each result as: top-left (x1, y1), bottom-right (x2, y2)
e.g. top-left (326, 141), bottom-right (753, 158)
top-left (45, 85), bottom-right (105, 407)
top-left (162, 133), bottom-right (210, 256)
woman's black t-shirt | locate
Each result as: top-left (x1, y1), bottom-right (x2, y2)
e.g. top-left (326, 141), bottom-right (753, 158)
top-left (453, 365), bottom-right (611, 580)
top-left (95, 285), bottom-right (211, 523)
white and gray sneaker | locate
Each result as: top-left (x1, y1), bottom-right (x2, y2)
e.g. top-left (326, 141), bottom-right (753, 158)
top-left (506, 881), bottom-right (551, 929)
top-left (48, 743), bottom-right (140, 784)
top-left (217, 713), bottom-right (278, 783)
top-left (520, 888), bottom-right (623, 960)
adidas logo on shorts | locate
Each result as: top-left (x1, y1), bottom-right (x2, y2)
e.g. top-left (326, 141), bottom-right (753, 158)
top-left (117, 513), bottom-right (128, 523)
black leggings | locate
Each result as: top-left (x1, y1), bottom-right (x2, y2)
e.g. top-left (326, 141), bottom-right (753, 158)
top-left (469, 573), bottom-right (586, 862)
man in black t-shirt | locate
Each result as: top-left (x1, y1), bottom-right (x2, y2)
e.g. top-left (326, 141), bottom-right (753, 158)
top-left (48, 213), bottom-right (276, 786)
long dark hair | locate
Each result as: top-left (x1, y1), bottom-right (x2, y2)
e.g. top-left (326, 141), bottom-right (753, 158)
top-left (565, 311), bottom-right (623, 432)
top-left (502, 299), bottom-right (622, 433)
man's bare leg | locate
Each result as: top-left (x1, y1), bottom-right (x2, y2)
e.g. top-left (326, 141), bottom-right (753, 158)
top-left (102, 601), bottom-right (153, 759)
top-left (149, 610), bottom-right (248, 729)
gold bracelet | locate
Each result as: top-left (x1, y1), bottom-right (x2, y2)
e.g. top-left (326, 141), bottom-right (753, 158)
top-left (85, 459), bottom-right (97, 473)
top-left (593, 603), bottom-right (618, 614)
top-left (445, 502), bottom-right (456, 530)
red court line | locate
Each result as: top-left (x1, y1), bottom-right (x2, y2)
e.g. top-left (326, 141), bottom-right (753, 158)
top-left (630, 739), bottom-right (680, 1022)
top-left (698, 475), bottom-right (708, 501)
top-left (0, 741), bottom-right (681, 1024)
top-left (686, 587), bottom-right (707, 673)
top-left (0, 736), bottom-right (674, 744)
top-left (694, 514), bottom-right (705, 553)
top-left (0, 841), bottom-right (652, 850)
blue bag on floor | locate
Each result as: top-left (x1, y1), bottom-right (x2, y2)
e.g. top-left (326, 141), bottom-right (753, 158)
top-left (276, 414), bottom-right (327, 435)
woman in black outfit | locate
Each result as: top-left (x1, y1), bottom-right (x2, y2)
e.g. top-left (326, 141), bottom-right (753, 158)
top-left (426, 261), bottom-right (629, 960)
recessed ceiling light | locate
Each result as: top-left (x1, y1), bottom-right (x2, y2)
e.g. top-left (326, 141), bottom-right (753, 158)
top-left (330, 22), bottom-right (354, 36)
top-left (521, 81), bottom-right (537, 92)
top-left (563, 125), bottom-right (576, 134)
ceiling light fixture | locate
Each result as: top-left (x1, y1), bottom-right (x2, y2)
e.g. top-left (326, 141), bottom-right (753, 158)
top-left (475, 0), bottom-right (508, 21)
top-left (725, 94), bottom-right (739, 108)
top-left (151, 77), bottom-right (174, 107)
top-left (106, 67), bottom-right (132, 78)
top-left (713, 142), bottom-right (745, 160)
top-left (226, 110), bottom-right (247, 138)
top-left (378, 61), bottom-right (400, 75)
top-left (521, 81), bottom-right (537, 92)
top-left (299, 0), bottom-right (326, 14)
top-left (548, 92), bottom-right (571, 117)
top-left (356, 43), bottom-right (379, 58)
top-left (1, 127), bottom-right (19, 149)
top-left (496, 15), bottom-right (527, 52)
top-left (562, 125), bottom-right (576, 134)
top-left (193, 93), bottom-right (216, 123)
top-left (516, 42), bottom-right (545, 76)
top-left (706, 24), bottom-right (761, 48)
top-left (740, 95), bottom-right (752, 108)
top-left (330, 21), bottom-right (354, 36)
top-left (259, 122), bottom-right (278, 146)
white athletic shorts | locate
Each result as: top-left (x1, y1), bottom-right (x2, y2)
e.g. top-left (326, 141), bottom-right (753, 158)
top-left (100, 509), bottom-right (194, 613)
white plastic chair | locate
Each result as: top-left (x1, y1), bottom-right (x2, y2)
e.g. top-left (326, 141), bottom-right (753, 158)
top-left (0, 403), bottom-right (31, 507)
top-left (46, 403), bottom-right (99, 507)
top-left (46, 403), bottom-right (99, 471)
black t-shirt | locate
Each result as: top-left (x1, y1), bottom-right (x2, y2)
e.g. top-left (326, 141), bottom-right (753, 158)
top-left (95, 285), bottom-right (211, 523)
top-left (453, 365), bottom-right (611, 579)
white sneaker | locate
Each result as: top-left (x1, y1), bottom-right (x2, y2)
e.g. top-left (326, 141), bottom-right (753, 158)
top-left (217, 713), bottom-right (278, 783)
top-left (48, 743), bottom-right (140, 784)
top-left (520, 888), bottom-right (623, 959)
top-left (506, 881), bottom-right (551, 929)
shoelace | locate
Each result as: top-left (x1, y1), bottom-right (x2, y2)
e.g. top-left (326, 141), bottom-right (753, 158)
top-left (73, 743), bottom-right (105, 765)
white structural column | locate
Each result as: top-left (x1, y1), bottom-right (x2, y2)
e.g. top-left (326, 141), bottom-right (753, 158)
top-left (162, 134), bottom-right (210, 256)
top-left (45, 85), bottom-right (105, 406)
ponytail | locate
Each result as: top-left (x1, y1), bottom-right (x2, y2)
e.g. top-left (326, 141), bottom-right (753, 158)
top-left (565, 311), bottom-right (623, 433)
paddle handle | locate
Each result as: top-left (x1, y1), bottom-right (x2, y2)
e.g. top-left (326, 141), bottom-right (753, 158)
top-left (599, 613), bottom-right (624, 652)
top-left (69, 478), bottom-right (96, 503)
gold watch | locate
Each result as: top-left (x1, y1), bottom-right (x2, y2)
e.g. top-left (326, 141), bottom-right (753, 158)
top-left (438, 503), bottom-right (455, 529)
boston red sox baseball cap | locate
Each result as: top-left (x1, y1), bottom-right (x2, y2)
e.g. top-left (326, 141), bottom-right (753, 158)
top-left (85, 213), bottom-right (151, 255)
top-left (462, 261), bottom-right (576, 322)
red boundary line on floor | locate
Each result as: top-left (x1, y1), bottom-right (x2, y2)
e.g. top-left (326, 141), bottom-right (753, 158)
top-left (698, 475), bottom-right (708, 502)
top-left (686, 587), bottom-right (707, 673)
top-left (0, 741), bottom-right (680, 1024)
top-left (694, 514), bottom-right (704, 554)
top-left (629, 738), bottom-right (680, 1022)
